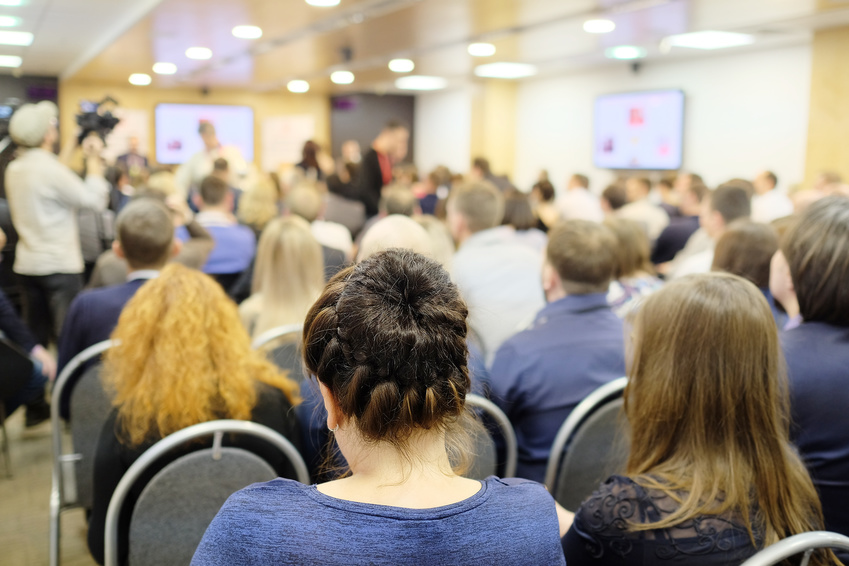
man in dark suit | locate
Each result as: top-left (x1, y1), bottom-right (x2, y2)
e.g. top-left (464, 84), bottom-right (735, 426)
top-left (56, 198), bottom-right (180, 418)
top-left (114, 136), bottom-right (148, 174)
top-left (356, 121), bottom-right (409, 218)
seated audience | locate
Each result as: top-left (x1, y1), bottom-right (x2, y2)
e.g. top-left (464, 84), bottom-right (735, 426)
top-left (711, 221), bottom-right (786, 326)
top-left (605, 218), bottom-right (664, 317)
top-left (564, 273), bottom-right (836, 566)
top-left (751, 170), bottom-right (792, 222)
top-left (470, 156), bottom-right (513, 192)
top-left (448, 181), bottom-right (544, 361)
top-left (57, 199), bottom-right (180, 419)
top-left (239, 216), bottom-right (325, 339)
top-left (653, 178), bottom-right (680, 218)
top-left (192, 249), bottom-right (570, 565)
top-left (502, 189), bottom-right (547, 253)
top-left (490, 220), bottom-right (625, 482)
top-left (616, 177), bottom-right (669, 242)
top-left (357, 215), bottom-right (433, 262)
top-left (357, 121), bottom-right (410, 218)
top-left (287, 184), bottom-right (354, 261)
top-left (88, 264), bottom-right (302, 565)
top-left (529, 179), bottom-right (559, 231)
top-left (600, 182), bottom-right (627, 216)
top-left (555, 173), bottom-right (603, 222)
top-left (355, 184), bottom-right (420, 248)
top-left (780, 196), bottom-right (849, 542)
top-left (295, 140), bottom-right (326, 182)
top-left (416, 166), bottom-right (451, 216)
top-left (192, 175), bottom-right (256, 290)
top-left (236, 175), bottom-right (282, 239)
top-left (651, 182), bottom-right (708, 265)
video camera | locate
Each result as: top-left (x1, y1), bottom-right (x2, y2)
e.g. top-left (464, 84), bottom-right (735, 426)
top-left (76, 96), bottom-right (120, 145)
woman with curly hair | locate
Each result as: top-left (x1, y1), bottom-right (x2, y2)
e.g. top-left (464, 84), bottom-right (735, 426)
top-left (87, 263), bottom-right (302, 565)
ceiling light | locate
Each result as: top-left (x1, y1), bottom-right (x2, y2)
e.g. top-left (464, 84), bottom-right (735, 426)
top-left (0, 30), bottom-right (31, 46)
top-left (395, 75), bottom-right (446, 91)
top-left (0, 1), bottom-right (23, 5)
top-left (287, 80), bottom-right (310, 93)
top-left (583, 19), bottom-right (615, 34)
top-left (605, 45), bottom-right (646, 60)
top-left (0, 16), bottom-right (20, 27)
top-left (468, 43), bottom-right (496, 57)
top-left (0, 54), bottom-right (20, 67)
top-left (388, 58), bottom-right (415, 73)
top-left (474, 62), bottom-right (537, 79)
top-left (306, 0), bottom-right (340, 6)
top-left (330, 70), bottom-right (354, 84)
top-left (663, 30), bottom-right (755, 50)
top-left (152, 62), bottom-right (177, 75)
top-left (185, 47), bottom-right (212, 60)
top-left (232, 25), bottom-right (262, 39)
top-left (129, 73), bottom-right (152, 86)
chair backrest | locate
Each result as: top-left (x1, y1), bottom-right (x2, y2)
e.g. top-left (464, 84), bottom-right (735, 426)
top-left (0, 337), bottom-right (33, 401)
top-left (252, 323), bottom-right (304, 377)
top-left (544, 377), bottom-right (629, 510)
top-left (129, 447), bottom-right (276, 566)
top-left (739, 531), bottom-right (849, 566)
top-left (104, 419), bottom-right (310, 566)
top-left (69, 364), bottom-right (113, 509)
top-left (465, 394), bottom-right (517, 479)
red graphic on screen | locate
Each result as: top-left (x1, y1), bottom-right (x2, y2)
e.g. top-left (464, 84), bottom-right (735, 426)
top-left (629, 107), bottom-right (644, 126)
top-left (167, 139), bottom-right (183, 151)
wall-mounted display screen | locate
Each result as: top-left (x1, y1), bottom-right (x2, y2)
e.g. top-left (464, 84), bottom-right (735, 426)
top-left (155, 103), bottom-right (254, 164)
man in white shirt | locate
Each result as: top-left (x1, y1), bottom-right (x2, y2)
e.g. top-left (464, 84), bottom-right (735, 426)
top-left (616, 177), bottom-right (669, 242)
top-left (5, 101), bottom-right (109, 345)
top-left (555, 173), bottom-right (603, 222)
top-left (175, 122), bottom-right (247, 199)
top-left (751, 170), bottom-right (793, 223)
top-left (448, 181), bottom-right (544, 363)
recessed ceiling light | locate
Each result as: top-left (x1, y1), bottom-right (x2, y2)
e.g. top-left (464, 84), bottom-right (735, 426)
top-left (330, 70), bottom-right (354, 84)
top-left (129, 73), bottom-right (152, 86)
top-left (185, 47), bottom-right (212, 60)
top-left (388, 58), bottom-right (415, 73)
top-left (583, 19), bottom-right (615, 34)
top-left (152, 62), bottom-right (177, 75)
top-left (663, 30), bottom-right (755, 50)
top-left (0, 0), bottom-right (23, 6)
top-left (605, 45), bottom-right (646, 60)
top-left (232, 25), bottom-right (262, 39)
top-left (468, 43), bottom-right (496, 57)
top-left (306, 0), bottom-right (340, 6)
top-left (0, 16), bottom-right (20, 27)
top-left (287, 80), bottom-right (310, 93)
top-left (0, 30), bottom-right (31, 46)
top-left (474, 62), bottom-right (537, 79)
top-left (0, 54), bottom-right (20, 67)
top-left (395, 75), bottom-right (447, 91)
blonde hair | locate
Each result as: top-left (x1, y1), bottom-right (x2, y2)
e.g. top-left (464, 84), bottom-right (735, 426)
top-left (357, 215), bottom-right (432, 262)
top-left (145, 171), bottom-right (178, 198)
top-left (237, 175), bottom-right (280, 233)
top-left (103, 264), bottom-right (300, 447)
top-left (625, 273), bottom-right (832, 561)
top-left (248, 216), bottom-right (325, 337)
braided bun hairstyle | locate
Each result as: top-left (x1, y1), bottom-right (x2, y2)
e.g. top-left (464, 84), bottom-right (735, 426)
top-left (303, 249), bottom-right (471, 450)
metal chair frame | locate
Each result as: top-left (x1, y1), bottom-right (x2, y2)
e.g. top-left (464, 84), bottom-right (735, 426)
top-left (739, 531), bottom-right (849, 566)
top-left (103, 419), bottom-right (309, 566)
top-left (251, 323), bottom-right (303, 351)
top-left (466, 393), bottom-right (518, 479)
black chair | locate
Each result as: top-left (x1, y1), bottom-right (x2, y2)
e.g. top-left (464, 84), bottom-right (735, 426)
top-left (465, 394), bottom-right (518, 479)
top-left (251, 323), bottom-right (304, 377)
top-left (544, 377), bottom-right (629, 510)
top-left (0, 337), bottom-right (34, 477)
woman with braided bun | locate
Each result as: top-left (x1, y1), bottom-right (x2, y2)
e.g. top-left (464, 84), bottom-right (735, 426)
top-left (193, 249), bottom-right (570, 565)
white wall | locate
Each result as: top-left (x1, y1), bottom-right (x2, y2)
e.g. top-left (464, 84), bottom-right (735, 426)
top-left (514, 44), bottom-right (812, 194)
top-left (414, 87), bottom-right (472, 176)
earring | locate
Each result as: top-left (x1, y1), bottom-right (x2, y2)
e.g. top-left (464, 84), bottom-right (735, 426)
top-left (328, 425), bottom-right (338, 433)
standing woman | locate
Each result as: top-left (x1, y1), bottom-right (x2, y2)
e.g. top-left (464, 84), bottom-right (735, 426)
top-left (563, 273), bottom-right (837, 566)
top-left (193, 249), bottom-right (570, 565)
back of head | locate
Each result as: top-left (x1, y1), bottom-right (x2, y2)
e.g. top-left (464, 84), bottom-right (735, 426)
top-left (571, 174), bottom-right (590, 190)
top-left (532, 180), bottom-right (555, 203)
top-left (303, 249), bottom-right (470, 450)
top-left (115, 198), bottom-right (174, 270)
top-left (104, 264), bottom-right (299, 447)
top-left (712, 221), bottom-right (778, 289)
top-left (237, 175), bottom-right (280, 231)
top-left (199, 175), bottom-right (229, 206)
top-left (719, 178), bottom-right (755, 200)
top-left (546, 220), bottom-right (617, 294)
top-left (603, 217), bottom-right (654, 279)
top-left (625, 273), bottom-right (825, 547)
top-left (213, 157), bottom-right (229, 173)
top-left (782, 195), bottom-right (849, 325)
top-left (448, 181), bottom-right (504, 233)
top-left (9, 101), bottom-right (57, 148)
top-left (626, 177), bottom-right (651, 202)
top-left (286, 184), bottom-right (322, 222)
top-left (358, 215), bottom-right (433, 262)
top-left (501, 190), bottom-right (537, 231)
top-left (145, 171), bottom-right (179, 199)
top-left (472, 157), bottom-right (491, 176)
top-left (379, 184), bottom-right (418, 216)
top-left (710, 184), bottom-right (751, 224)
top-left (602, 183), bottom-right (628, 211)
top-left (415, 215), bottom-right (455, 272)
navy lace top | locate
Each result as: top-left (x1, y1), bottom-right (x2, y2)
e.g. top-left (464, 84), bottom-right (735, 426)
top-left (563, 475), bottom-right (762, 565)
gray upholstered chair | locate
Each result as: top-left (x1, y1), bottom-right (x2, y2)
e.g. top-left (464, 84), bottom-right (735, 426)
top-left (251, 323), bottom-right (304, 378)
top-left (544, 377), bottom-right (629, 511)
top-left (739, 531), bottom-right (849, 566)
top-left (104, 419), bottom-right (310, 566)
top-left (465, 394), bottom-right (518, 480)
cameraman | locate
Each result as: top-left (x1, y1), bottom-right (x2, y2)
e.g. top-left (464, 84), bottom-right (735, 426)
top-left (5, 101), bottom-right (108, 346)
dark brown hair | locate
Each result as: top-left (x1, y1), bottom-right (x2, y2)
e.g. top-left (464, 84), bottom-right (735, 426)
top-left (115, 198), bottom-right (174, 269)
top-left (711, 221), bottom-right (778, 289)
top-left (604, 217), bottom-right (655, 278)
top-left (546, 220), bottom-right (617, 294)
top-left (199, 175), bottom-right (229, 206)
top-left (502, 190), bottom-right (537, 231)
top-left (602, 183), bottom-right (628, 211)
top-left (532, 180), bottom-right (555, 202)
top-left (710, 184), bottom-right (751, 224)
top-left (472, 157), bottom-right (491, 176)
top-left (303, 249), bottom-right (471, 449)
top-left (782, 195), bottom-right (849, 325)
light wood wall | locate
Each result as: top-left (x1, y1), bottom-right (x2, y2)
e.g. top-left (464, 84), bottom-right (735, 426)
top-left (470, 80), bottom-right (518, 179)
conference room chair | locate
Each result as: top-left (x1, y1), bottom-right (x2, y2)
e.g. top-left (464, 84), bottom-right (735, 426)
top-left (465, 393), bottom-right (517, 480)
top-left (251, 323), bottom-right (304, 378)
top-left (739, 531), bottom-right (849, 566)
top-left (544, 377), bottom-right (629, 511)
top-left (0, 337), bottom-right (35, 477)
top-left (103, 419), bottom-right (309, 566)
top-left (50, 339), bottom-right (116, 566)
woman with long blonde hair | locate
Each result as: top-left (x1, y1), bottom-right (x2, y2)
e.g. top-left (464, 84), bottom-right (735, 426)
top-left (563, 273), bottom-right (838, 566)
top-left (87, 264), bottom-right (301, 565)
top-left (239, 215), bottom-right (326, 338)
